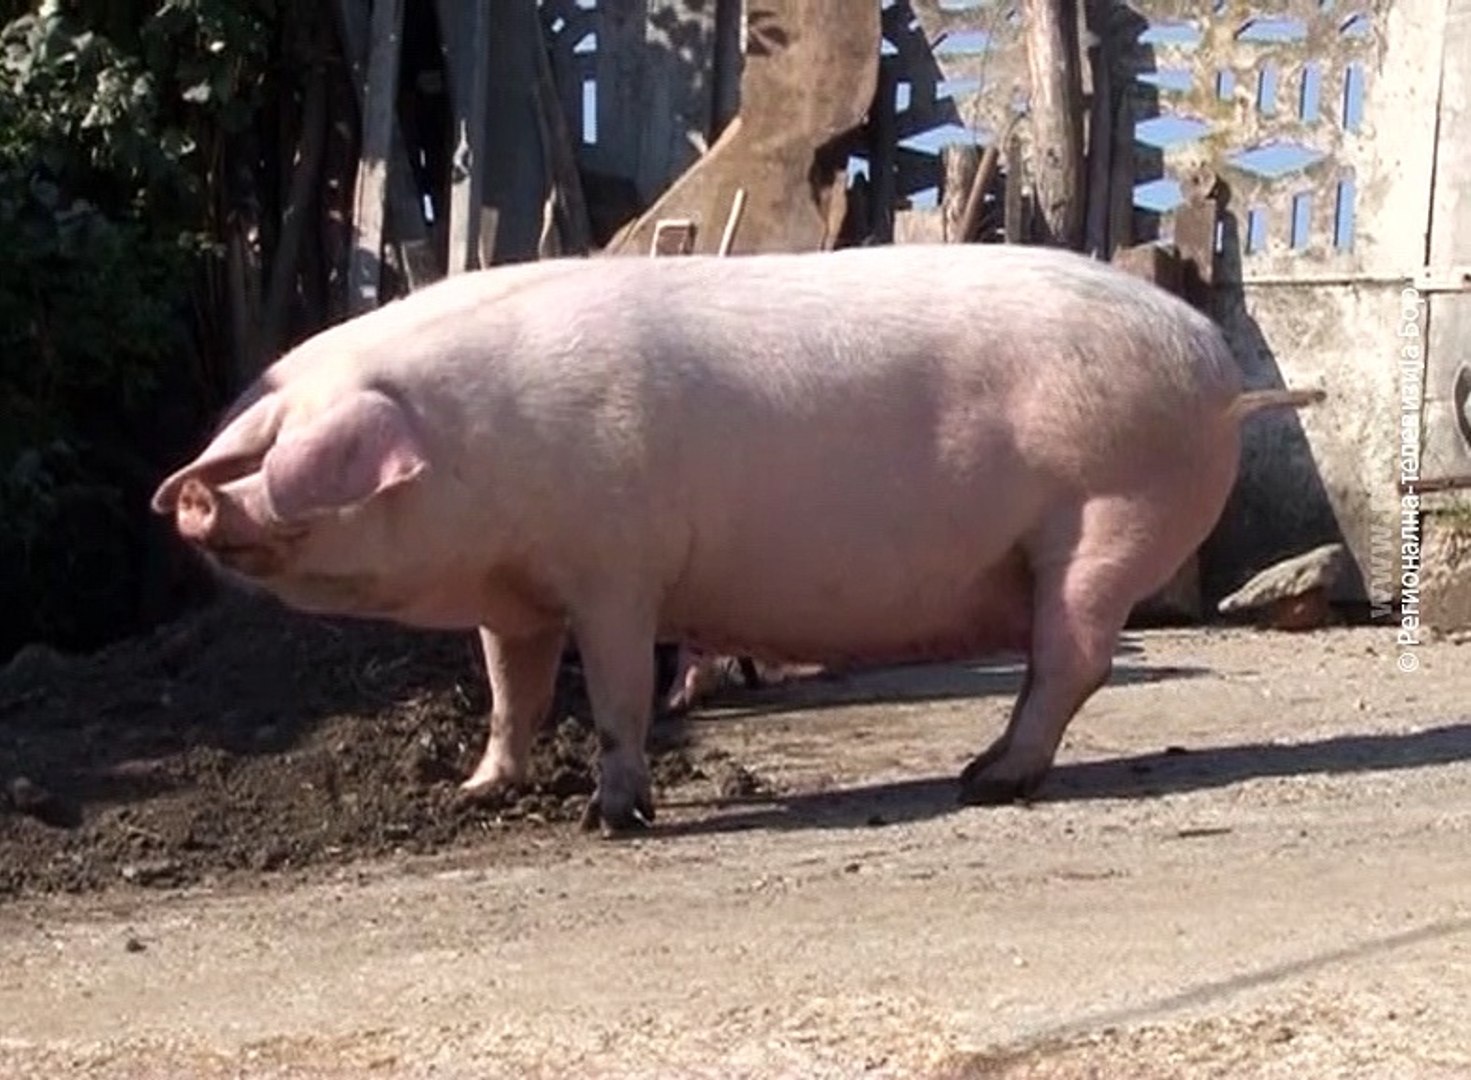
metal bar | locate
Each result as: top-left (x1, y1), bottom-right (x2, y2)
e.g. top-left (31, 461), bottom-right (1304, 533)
top-left (1223, 269), bottom-right (1471, 292)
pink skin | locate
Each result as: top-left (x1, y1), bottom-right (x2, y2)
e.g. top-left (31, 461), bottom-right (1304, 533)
top-left (151, 245), bottom-right (1321, 835)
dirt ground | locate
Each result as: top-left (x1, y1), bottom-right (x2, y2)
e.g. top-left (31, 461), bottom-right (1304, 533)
top-left (1, 603), bottom-right (1469, 1077)
top-left (0, 596), bottom-right (705, 897)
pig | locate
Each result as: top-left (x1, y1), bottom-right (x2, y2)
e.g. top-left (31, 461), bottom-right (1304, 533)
top-left (151, 243), bottom-right (1323, 836)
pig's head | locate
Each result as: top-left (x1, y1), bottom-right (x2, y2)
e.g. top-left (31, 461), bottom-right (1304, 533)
top-left (151, 386), bottom-right (431, 613)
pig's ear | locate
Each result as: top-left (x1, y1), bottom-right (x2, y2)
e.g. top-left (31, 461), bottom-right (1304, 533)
top-left (150, 392), bottom-right (286, 515)
top-left (260, 389), bottom-right (429, 523)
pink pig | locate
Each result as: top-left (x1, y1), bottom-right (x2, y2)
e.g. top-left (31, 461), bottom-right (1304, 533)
top-left (152, 244), bottom-right (1321, 835)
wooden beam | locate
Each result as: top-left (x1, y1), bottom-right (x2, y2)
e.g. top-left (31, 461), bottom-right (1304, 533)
top-left (531, 21), bottom-right (592, 257)
top-left (260, 51), bottom-right (328, 362)
top-left (332, 0), bottom-right (429, 275)
top-left (1082, 0), bottom-right (1112, 257)
top-left (869, 63), bottom-right (897, 244)
top-left (636, 1), bottom-right (717, 202)
top-left (437, 0), bottom-right (491, 274)
top-left (1107, 88), bottom-right (1134, 251)
top-left (1003, 130), bottom-right (1025, 242)
top-left (711, 0), bottom-right (744, 140)
top-left (941, 144), bottom-right (979, 243)
top-left (1022, 0), bottom-right (1085, 248)
top-left (347, 0), bottom-right (405, 314)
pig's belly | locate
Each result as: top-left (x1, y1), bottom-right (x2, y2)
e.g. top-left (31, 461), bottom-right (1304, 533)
top-left (663, 542), bottom-right (1034, 666)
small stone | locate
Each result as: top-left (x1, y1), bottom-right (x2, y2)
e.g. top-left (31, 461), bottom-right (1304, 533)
top-left (1217, 543), bottom-right (1347, 630)
top-left (124, 937), bottom-right (146, 954)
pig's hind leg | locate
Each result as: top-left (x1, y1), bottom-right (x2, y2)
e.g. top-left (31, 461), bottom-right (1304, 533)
top-left (957, 495), bottom-right (1188, 805)
top-left (957, 552), bottom-right (1130, 805)
top-left (571, 601), bottom-right (659, 836)
top-left (462, 627), bottom-right (566, 793)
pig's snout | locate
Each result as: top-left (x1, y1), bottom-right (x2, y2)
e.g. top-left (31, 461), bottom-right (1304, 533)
top-left (175, 478), bottom-right (219, 544)
top-left (170, 477), bottom-right (291, 577)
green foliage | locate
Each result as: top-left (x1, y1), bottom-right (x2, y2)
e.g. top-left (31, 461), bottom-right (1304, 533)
top-left (0, 0), bottom-right (283, 654)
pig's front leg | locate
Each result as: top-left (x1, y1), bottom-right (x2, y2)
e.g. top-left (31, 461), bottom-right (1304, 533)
top-left (572, 604), bottom-right (657, 836)
top-left (461, 626), bottom-right (566, 793)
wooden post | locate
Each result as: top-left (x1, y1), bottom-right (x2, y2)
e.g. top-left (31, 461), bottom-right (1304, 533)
top-left (438, 0), bottom-right (491, 274)
top-left (347, 0), bottom-right (405, 314)
top-left (1022, 0), bottom-right (1085, 248)
top-left (1003, 129), bottom-right (1025, 242)
top-left (868, 64), bottom-right (897, 244)
top-left (1082, 0), bottom-right (1112, 258)
top-left (260, 52), bottom-right (328, 362)
top-left (711, 0), bottom-right (744, 140)
top-left (957, 115), bottom-right (1022, 243)
top-left (1107, 89), bottom-right (1134, 251)
top-left (333, 0), bottom-right (430, 287)
top-left (941, 144), bottom-right (980, 243)
top-left (532, 24), bottom-right (592, 257)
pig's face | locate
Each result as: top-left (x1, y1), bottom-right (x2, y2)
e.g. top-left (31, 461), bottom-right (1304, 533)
top-left (151, 386), bottom-right (432, 615)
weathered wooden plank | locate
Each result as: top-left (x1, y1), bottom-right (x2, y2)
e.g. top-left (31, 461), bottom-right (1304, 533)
top-left (480, 0), bottom-right (555, 265)
top-left (955, 119), bottom-right (1016, 244)
top-left (711, 0), bottom-right (743, 140)
top-left (532, 32), bottom-right (592, 257)
top-left (1419, 0), bottom-right (1471, 485)
top-left (1003, 131), bottom-right (1025, 243)
top-left (636, 0), bottom-right (717, 201)
top-left (592, 0), bottom-right (647, 182)
top-left (941, 144), bottom-right (979, 243)
top-left (347, 0), bottom-right (405, 315)
top-left (331, 0), bottom-right (428, 257)
top-left (1022, 0), bottom-right (1084, 249)
top-left (1082, 0), bottom-right (1111, 258)
top-left (605, 0), bottom-right (879, 257)
top-left (261, 51), bottom-right (328, 361)
top-left (436, 0), bottom-right (491, 274)
top-left (1106, 87), bottom-right (1133, 252)
top-left (869, 62), bottom-right (898, 245)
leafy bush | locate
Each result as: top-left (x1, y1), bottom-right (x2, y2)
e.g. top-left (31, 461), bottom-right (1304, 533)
top-left (0, 0), bottom-right (283, 658)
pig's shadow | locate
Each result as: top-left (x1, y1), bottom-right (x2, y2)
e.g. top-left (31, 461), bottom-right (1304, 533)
top-left (656, 721), bottom-right (1471, 838)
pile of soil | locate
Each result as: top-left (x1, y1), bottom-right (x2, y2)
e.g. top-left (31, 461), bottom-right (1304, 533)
top-left (0, 595), bottom-right (701, 898)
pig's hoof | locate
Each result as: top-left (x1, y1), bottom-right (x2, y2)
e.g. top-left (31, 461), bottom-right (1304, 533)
top-left (459, 760), bottom-right (523, 796)
top-left (578, 787), bottom-right (656, 839)
top-left (956, 748), bottom-right (1045, 807)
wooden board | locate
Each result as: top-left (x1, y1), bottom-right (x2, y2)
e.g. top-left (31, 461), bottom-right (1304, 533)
top-left (479, 0), bottom-right (556, 265)
top-left (436, 0), bottom-right (491, 274)
top-left (604, 0), bottom-right (880, 256)
top-left (346, 0), bottom-right (405, 314)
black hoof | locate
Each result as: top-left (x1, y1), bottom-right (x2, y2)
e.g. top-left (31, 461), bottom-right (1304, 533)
top-left (956, 746), bottom-right (1043, 807)
top-left (578, 787), bottom-right (656, 838)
